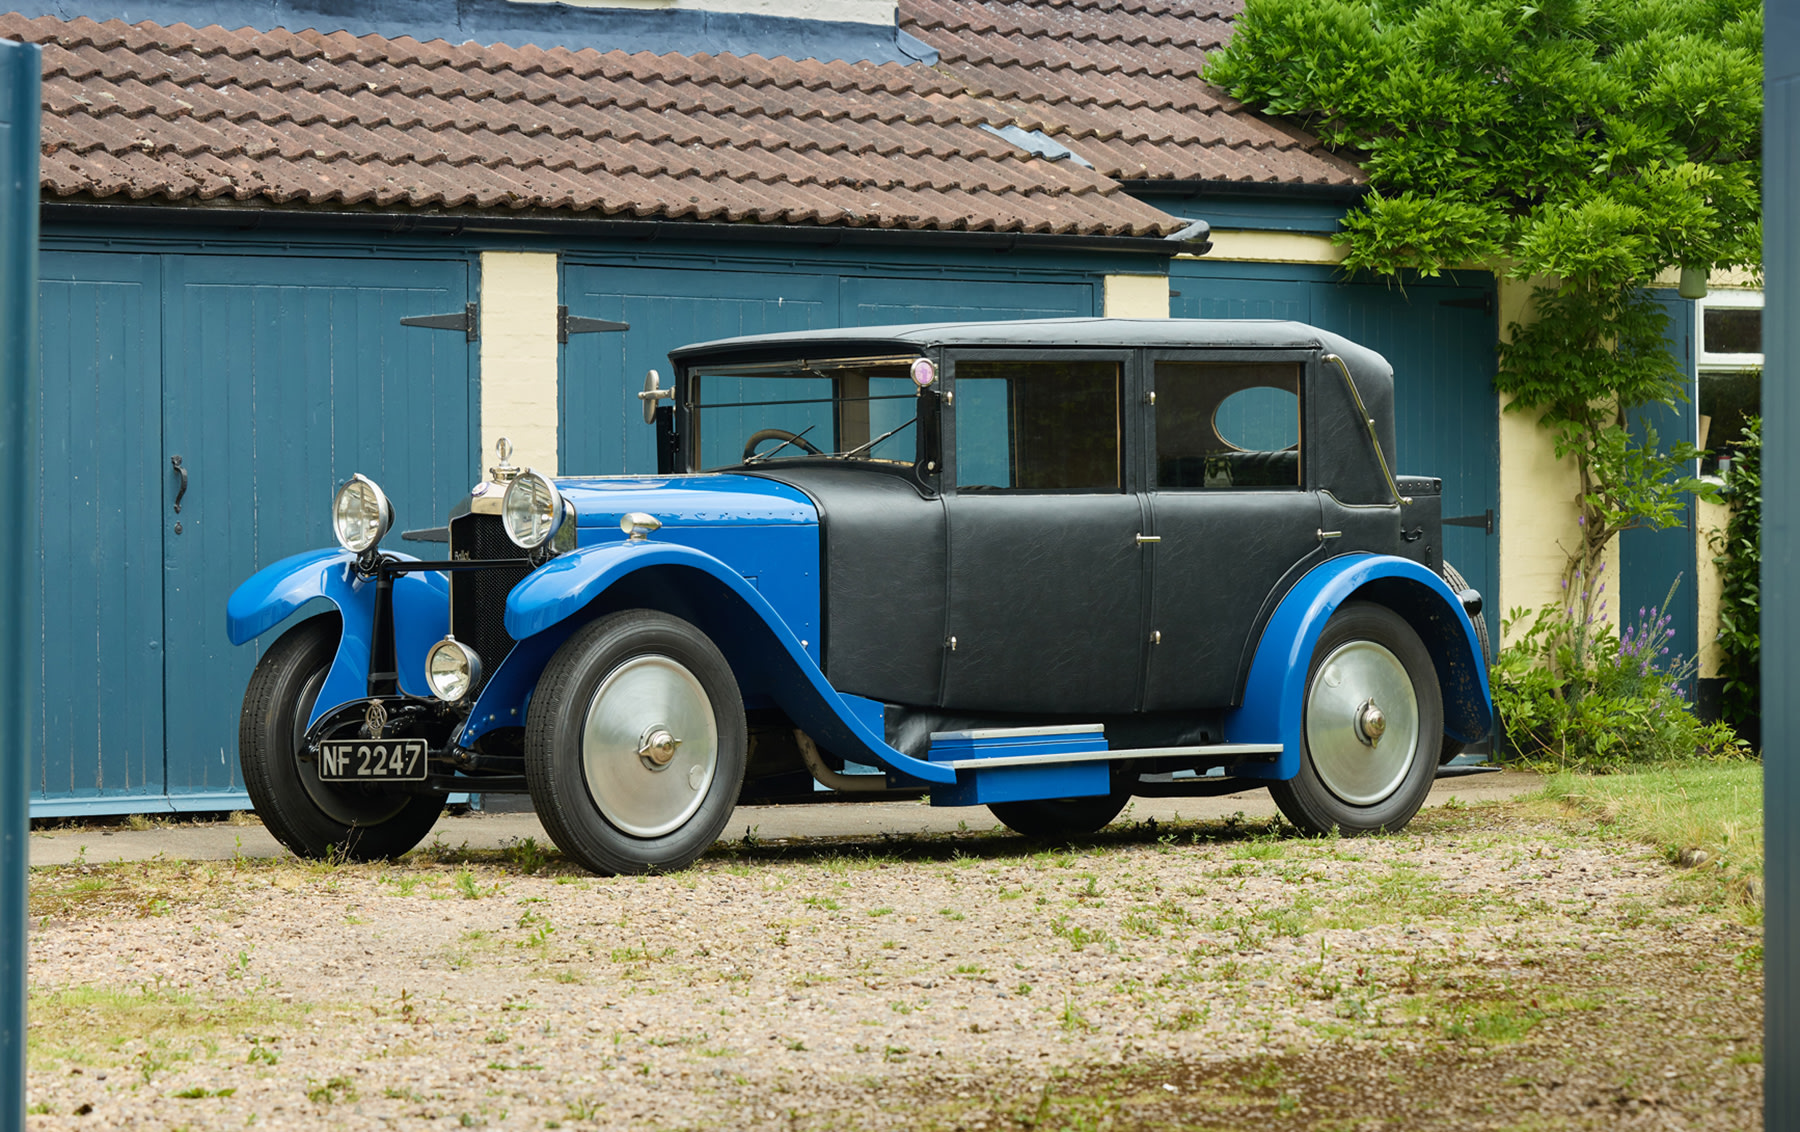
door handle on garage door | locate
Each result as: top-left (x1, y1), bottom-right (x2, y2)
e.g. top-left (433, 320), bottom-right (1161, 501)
top-left (170, 454), bottom-right (188, 514)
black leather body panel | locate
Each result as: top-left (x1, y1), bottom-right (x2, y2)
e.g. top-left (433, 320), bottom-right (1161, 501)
top-left (748, 465), bottom-right (947, 705)
top-left (1143, 491), bottom-right (1324, 709)
top-left (1307, 355), bottom-right (1398, 505)
top-left (1321, 492), bottom-right (1403, 560)
top-left (943, 492), bottom-right (1146, 712)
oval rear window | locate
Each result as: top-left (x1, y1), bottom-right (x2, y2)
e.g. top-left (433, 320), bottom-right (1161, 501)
top-left (1214, 387), bottom-right (1299, 451)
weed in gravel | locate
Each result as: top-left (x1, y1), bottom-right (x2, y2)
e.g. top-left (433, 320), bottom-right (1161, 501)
top-left (305, 1074), bottom-right (358, 1105)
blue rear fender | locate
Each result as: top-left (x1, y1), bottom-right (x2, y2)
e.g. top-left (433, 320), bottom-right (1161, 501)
top-left (1224, 554), bottom-right (1492, 781)
top-left (224, 547), bottom-right (449, 728)
top-left (472, 540), bottom-right (957, 785)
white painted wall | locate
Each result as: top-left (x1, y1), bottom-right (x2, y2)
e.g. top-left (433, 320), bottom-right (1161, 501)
top-left (505, 0), bottom-right (897, 24)
top-left (478, 252), bottom-right (562, 476)
top-left (1104, 274), bottom-right (1170, 318)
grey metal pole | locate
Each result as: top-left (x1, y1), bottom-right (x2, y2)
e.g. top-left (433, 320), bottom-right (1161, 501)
top-left (0, 35), bottom-right (36, 1132)
top-left (1768, 3), bottom-right (1799, 1126)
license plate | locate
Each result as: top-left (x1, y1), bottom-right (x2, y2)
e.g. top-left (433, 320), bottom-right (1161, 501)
top-left (317, 739), bottom-right (428, 782)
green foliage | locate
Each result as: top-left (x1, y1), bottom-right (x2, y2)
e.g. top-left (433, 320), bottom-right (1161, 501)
top-left (1711, 416), bottom-right (1761, 727)
top-left (1207, 0), bottom-right (1762, 279)
top-left (1493, 582), bottom-right (1747, 769)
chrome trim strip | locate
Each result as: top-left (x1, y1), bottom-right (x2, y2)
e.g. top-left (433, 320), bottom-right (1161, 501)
top-left (1321, 352), bottom-right (1411, 507)
top-left (938, 742), bottom-right (1283, 770)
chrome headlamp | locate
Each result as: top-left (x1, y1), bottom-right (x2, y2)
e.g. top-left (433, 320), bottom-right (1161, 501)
top-left (425, 636), bottom-right (483, 702)
top-left (501, 469), bottom-right (567, 550)
top-left (332, 474), bottom-right (394, 553)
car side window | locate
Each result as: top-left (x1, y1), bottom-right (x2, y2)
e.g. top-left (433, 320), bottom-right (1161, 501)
top-left (953, 359), bottom-right (1122, 491)
top-left (1154, 361), bottom-right (1302, 489)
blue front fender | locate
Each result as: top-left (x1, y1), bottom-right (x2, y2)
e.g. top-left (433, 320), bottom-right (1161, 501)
top-left (225, 548), bottom-right (449, 726)
top-left (474, 540), bottom-right (955, 784)
top-left (1224, 554), bottom-right (1493, 781)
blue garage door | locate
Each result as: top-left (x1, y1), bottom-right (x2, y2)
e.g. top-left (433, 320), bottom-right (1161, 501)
top-left (559, 264), bottom-right (1098, 474)
top-left (1171, 269), bottom-right (1501, 644)
top-left (1618, 291), bottom-right (1699, 684)
top-left (33, 249), bottom-right (476, 816)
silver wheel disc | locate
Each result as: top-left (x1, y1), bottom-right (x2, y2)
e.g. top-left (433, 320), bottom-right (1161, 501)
top-left (581, 655), bottom-right (719, 838)
top-left (1304, 639), bottom-right (1419, 806)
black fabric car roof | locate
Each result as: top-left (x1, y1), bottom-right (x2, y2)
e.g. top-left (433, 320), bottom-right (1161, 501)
top-left (668, 318), bottom-right (1391, 380)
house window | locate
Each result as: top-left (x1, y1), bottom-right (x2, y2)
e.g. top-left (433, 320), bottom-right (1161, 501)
top-left (1697, 290), bottom-right (1763, 476)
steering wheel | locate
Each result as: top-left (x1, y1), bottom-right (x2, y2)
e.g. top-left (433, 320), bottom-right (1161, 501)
top-left (742, 428), bottom-right (824, 461)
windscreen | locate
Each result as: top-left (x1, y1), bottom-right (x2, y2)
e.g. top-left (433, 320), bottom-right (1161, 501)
top-left (689, 355), bottom-right (922, 471)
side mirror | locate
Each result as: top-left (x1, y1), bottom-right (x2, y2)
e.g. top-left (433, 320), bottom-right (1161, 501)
top-left (638, 369), bottom-right (673, 425)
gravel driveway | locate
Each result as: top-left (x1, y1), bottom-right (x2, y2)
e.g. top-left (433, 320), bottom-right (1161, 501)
top-left (25, 798), bottom-right (1762, 1130)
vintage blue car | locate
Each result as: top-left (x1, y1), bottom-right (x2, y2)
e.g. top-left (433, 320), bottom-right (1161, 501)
top-left (226, 318), bottom-right (1492, 874)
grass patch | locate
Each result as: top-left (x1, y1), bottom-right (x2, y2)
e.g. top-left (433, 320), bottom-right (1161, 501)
top-left (1540, 763), bottom-right (1762, 910)
top-left (30, 982), bottom-right (308, 1069)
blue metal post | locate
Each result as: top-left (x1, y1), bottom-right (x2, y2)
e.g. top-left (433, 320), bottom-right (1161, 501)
top-left (1768, 2), bottom-right (1799, 1125)
top-left (0, 36), bottom-right (36, 1132)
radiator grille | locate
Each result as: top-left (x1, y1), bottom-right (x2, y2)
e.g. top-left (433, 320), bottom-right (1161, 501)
top-left (449, 513), bottom-right (531, 697)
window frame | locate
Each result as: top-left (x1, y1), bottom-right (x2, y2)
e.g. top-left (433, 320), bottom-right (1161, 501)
top-left (1697, 289), bottom-right (1765, 371)
top-left (1143, 348), bottom-right (1314, 493)
top-left (943, 348), bottom-right (1137, 495)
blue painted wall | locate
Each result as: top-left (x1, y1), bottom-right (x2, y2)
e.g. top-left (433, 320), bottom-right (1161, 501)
top-left (1763, 3), bottom-right (1797, 1122)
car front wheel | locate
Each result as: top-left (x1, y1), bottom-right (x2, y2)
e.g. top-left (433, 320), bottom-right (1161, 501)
top-left (524, 610), bottom-right (748, 875)
top-left (1268, 601), bottom-right (1443, 835)
top-left (238, 616), bottom-right (444, 860)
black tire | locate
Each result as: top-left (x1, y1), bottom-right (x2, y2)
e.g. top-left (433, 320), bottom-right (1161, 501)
top-left (238, 616), bottom-right (444, 860)
top-left (524, 610), bottom-right (748, 875)
top-left (1268, 601), bottom-right (1444, 835)
top-left (989, 790), bottom-right (1131, 840)
top-left (1437, 561), bottom-right (1490, 764)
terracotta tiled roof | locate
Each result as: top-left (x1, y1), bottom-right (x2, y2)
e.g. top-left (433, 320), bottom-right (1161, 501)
top-left (3, 12), bottom-right (1187, 236)
top-left (900, 0), bottom-right (1363, 188)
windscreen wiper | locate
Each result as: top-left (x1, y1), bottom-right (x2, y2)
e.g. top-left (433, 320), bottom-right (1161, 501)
top-left (744, 424), bottom-right (817, 464)
top-left (832, 416), bottom-right (917, 460)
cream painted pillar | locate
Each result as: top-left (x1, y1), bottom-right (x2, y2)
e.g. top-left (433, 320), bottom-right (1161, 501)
top-left (478, 251), bottom-right (562, 474)
top-left (1695, 495), bottom-right (1730, 678)
top-left (1104, 274), bottom-right (1170, 318)
top-left (1495, 275), bottom-right (1619, 641)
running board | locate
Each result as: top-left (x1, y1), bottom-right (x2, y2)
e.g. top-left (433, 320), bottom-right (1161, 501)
top-left (925, 724), bottom-right (1282, 807)
top-left (932, 742), bottom-right (1282, 771)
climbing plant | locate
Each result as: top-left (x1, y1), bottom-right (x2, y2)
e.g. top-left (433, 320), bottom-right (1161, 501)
top-left (1207, 0), bottom-right (1761, 749)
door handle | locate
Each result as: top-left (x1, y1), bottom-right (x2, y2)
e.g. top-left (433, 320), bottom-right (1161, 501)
top-left (1135, 533), bottom-right (1161, 545)
top-left (170, 455), bottom-right (188, 514)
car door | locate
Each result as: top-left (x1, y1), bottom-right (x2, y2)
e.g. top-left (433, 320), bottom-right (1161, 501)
top-left (940, 352), bottom-right (1147, 714)
top-left (1141, 352), bottom-right (1326, 710)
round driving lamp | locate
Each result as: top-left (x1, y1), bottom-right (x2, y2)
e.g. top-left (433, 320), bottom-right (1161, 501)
top-left (425, 637), bottom-right (483, 702)
top-left (332, 473), bottom-right (394, 553)
top-left (501, 469), bottom-right (567, 550)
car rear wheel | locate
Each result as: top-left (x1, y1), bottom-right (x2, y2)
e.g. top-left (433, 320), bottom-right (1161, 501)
top-left (525, 610), bottom-right (748, 875)
top-left (989, 790), bottom-right (1131, 839)
top-left (1437, 560), bottom-right (1490, 764)
top-left (238, 616), bottom-right (444, 860)
top-left (1269, 601), bottom-right (1443, 835)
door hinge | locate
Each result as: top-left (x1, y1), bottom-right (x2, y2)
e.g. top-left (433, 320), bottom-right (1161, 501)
top-left (1444, 509), bottom-right (1495, 535)
top-left (558, 306), bottom-right (631, 344)
top-left (1439, 294), bottom-right (1493, 314)
top-left (401, 302), bottom-right (479, 342)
